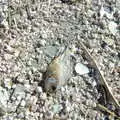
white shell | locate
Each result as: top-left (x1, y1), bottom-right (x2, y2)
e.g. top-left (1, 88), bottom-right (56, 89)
top-left (75, 63), bottom-right (89, 75)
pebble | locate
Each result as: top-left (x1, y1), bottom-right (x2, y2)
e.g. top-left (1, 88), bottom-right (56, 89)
top-left (109, 61), bottom-right (115, 68)
top-left (43, 46), bottom-right (59, 58)
top-left (40, 39), bottom-right (46, 46)
top-left (41, 31), bottom-right (48, 39)
top-left (0, 107), bottom-right (5, 116)
top-left (17, 112), bottom-right (25, 119)
top-left (0, 86), bottom-right (9, 108)
top-left (36, 86), bottom-right (43, 93)
top-left (99, 6), bottom-right (113, 19)
top-left (66, 100), bottom-right (71, 112)
top-left (30, 96), bottom-right (38, 105)
top-left (70, 44), bottom-right (78, 54)
top-left (24, 84), bottom-right (31, 92)
top-left (104, 38), bottom-right (114, 46)
top-left (0, 12), bottom-right (4, 24)
top-left (4, 53), bottom-right (13, 60)
top-left (45, 111), bottom-right (54, 119)
top-left (12, 84), bottom-right (17, 89)
top-left (21, 100), bottom-right (26, 107)
top-left (17, 76), bottom-right (24, 83)
top-left (75, 63), bottom-right (89, 75)
top-left (0, 19), bottom-right (8, 29)
top-left (108, 21), bottom-right (117, 35)
top-left (14, 49), bottom-right (20, 57)
top-left (13, 84), bottom-right (25, 98)
top-left (4, 78), bottom-right (12, 89)
top-left (40, 93), bottom-right (47, 100)
top-left (99, 6), bottom-right (105, 19)
top-left (15, 99), bottom-right (21, 105)
top-left (92, 80), bottom-right (97, 87)
top-left (52, 104), bottom-right (63, 113)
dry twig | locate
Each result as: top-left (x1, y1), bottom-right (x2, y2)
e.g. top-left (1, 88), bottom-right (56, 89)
top-left (79, 41), bottom-right (120, 108)
top-left (97, 103), bottom-right (120, 119)
top-left (8, 0), bottom-right (11, 27)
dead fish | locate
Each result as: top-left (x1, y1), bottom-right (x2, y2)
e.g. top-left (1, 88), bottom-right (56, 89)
top-left (44, 47), bottom-right (72, 92)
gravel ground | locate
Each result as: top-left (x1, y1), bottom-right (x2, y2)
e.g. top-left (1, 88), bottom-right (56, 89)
top-left (0, 0), bottom-right (120, 120)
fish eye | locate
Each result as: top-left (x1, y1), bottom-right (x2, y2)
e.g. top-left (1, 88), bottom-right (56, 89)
top-left (51, 86), bottom-right (56, 91)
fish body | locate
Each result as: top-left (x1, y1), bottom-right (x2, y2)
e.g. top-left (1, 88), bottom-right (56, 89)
top-left (44, 47), bottom-right (72, 92)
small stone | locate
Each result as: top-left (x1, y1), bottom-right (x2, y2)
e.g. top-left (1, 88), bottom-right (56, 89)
top-left (15, 99), bottom-right (21, 105)
top-left (108, 21), bottom-right (117, 35)
top-left (70, 44), bottom-right (78, 53)
top-left (99, 6), bottom-right (113, 19)
top-left (23, 80), bottom-right (29, 85)
top-left (109, 62), bottom-right (115, 68)
top-left (41, 31), bottom-right (48, 39)
top-left (105, 12), bottom-right (113, 19)
top-left (75, 63), bottom-right (89, 75)
top-left (61, 87), bottom-right (65, 92)
top-left (0, 87), bottom-right (9, 108)
top-left (32, 67), bottom-right (37, 73)
top-left (5, 44), bottom-right (14, 52)
top-left (43, 46), bottom-right (59, 58)
top-left (11, 96), bottom-right (16, 101)
top-left (101, 41), bottom-right (107, 48)
top-left (13, 84), bottom-right (25, 98)
top-left (24, 84), bottom-right (31, 91)
top-left (14, 49), bottom-right (20, 57)
top-left (30, 96), bottom-right (38, 105)
top-left (40, 93), bottom-right (47, 100)
top-left (4, 53), bottom-right (13, 60)
top-left (1, 19), bottom-right (9, 29)
top-left (0, 107), bottom-right (5, 116)
top-left (17, 112), bottom-right (25, 119)
top-left (52, 104), bottom-right (62, 113)
top-left (31, 104), bottom-right (38, 112)
top-left (86, 0), bottom-right (92, 5)
top-left (40, 113), bottom-right (43, 118)
top-left (36, 86), bottom-right (43, 93)
top-left (99, 6), bottom-right (105, 19)
top-left (17, 77), bottom-right (24, 83)
top-left (86, 99), bottom-right (96, 108)
top-left (4, 78), bottom-right (12, 89)
top-left (87, 10), bottom-right (94, 17)
top-left (0, 12), bottom-right (4, 24)
top-left (104, 38), bottom-right (114, 46)
top-left (40, 39), bottom-right (46, 46)
top-left (92, 80), bottom-right (97, 87)
top-left (12, 84), bottom-right (16, 88)
top-left (21, 100), bottom-right (26, 107)
top-left (66, 104), bottom-right (71, 112)
top-left (45, 111), bottom-right (54, 119)
top-left (17, 96), bottom-right (22, 101)
top-left (117, 52), bottom-right (120, 59)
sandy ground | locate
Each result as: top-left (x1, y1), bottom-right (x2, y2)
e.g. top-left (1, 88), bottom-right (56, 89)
top-left (0, 0), bottom-right (120, 120)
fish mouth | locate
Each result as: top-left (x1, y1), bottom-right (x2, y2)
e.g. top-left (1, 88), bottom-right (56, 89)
top-left (45, 77), bottom-right (57, 92)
